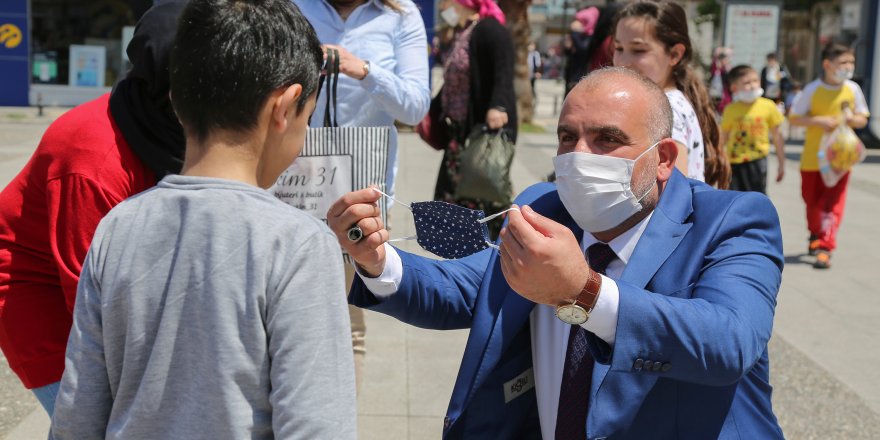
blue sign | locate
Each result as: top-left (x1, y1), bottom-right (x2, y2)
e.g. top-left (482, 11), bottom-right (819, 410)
top-left (0, 0), bottom-right (29, 106)
top-left (413, 0), bottom-right (435, 68)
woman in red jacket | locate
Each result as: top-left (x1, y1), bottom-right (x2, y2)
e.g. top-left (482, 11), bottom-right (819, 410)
top-left (0, 0), bottom-right (185, 415)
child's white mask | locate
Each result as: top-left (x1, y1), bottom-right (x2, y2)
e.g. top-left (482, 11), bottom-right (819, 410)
top-left (733, 88), bottom-right (764, 103)
top-left (835, 68), bottom-right (855, 82)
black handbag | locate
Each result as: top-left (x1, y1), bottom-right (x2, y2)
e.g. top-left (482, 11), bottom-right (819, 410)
top-left (455, 125), bottom-right (514, 205)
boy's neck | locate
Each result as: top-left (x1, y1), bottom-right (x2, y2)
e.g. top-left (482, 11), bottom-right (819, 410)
top-left (180, 136), bottom-right (264, 188)
top-left (822, 74), bottom-right (843, 86)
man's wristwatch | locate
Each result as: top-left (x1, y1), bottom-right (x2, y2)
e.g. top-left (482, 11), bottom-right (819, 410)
top-left (555, 270), bottom-right (602, 325)
top-left (361, 60), bottom-right (370, 79)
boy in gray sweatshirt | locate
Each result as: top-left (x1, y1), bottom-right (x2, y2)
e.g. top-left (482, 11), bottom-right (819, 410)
top-left (49, 0), bottom-right (357, 438)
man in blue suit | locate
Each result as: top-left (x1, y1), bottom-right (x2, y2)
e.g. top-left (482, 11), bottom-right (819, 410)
top-left (328, 67), bottom-right (785, 439)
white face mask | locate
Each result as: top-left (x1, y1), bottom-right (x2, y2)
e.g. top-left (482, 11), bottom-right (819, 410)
top-left (835, 68), bottom-right (854, 82)
top-left (440, 6), bottom-right (459, 27)
top-left (733, 87), bottom-right (764, 103)
top-left (553, 142), bottom-right (659, 233)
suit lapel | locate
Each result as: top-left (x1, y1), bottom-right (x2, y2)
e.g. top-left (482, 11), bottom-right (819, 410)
top-left (620, 171), bottom-right (693, 287)
top-left (591, 171), bottom-right (695, 431)
top-left (457, 185), bottom-right (579, 412)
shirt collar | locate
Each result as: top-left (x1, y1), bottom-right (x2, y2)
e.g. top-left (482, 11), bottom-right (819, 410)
top-left (819, 79), bottom-right (845, 90)
top-left (580, 211), bottom-right (654, 265)
top-left (320, 0), bottom-right (383, 13)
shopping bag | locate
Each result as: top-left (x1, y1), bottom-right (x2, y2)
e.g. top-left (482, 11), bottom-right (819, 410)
top-left (455, 125), bottom-right (514, 205)
top-left (270, 49), bottom-right (391, 258)
top-left (817, 110), bottom-right (866, 187)
top-left (271, 126), bottom-right (391, 225)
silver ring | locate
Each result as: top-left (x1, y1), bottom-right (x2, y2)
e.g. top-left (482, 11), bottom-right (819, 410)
top-left (347, 225), bottom-right (364, 242)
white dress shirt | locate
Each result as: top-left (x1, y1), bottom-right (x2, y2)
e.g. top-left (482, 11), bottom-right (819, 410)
top-left (294, 0), bottom-right (430, 197)
top-left (359, 212), bottom-right (654, 438)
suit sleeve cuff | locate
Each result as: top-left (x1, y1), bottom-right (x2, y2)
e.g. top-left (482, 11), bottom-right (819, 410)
top-left (580, 274), bottom-right (619, 345)
top-left (354, 243), bottom-right (402, 298)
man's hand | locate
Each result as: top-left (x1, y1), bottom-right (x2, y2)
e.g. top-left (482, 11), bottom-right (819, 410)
top-left (486, 108), bottom-right (508, 130)
top-left (323, 44), bottom-right (368, 80)
top-left (327, 187), bottom-right (388, 277)
top-left (498, 205), bottom-right (591, 306)
top-left (776, 162), bottom-right (785, 182)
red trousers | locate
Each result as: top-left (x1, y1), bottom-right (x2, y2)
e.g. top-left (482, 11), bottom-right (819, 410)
top-left (800, 170), bottom-right (850, 251)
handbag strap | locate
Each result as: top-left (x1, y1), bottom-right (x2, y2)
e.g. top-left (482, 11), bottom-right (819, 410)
top-left (320, 48), bottom-right (340, 128)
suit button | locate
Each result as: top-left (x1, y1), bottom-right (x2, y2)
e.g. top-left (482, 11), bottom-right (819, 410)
top-left (661, 363), bottom-right (672, 372)
top-left (633, 358), bottom-right (644, 370)
top-left (652, 361), bottom-right (662, 372)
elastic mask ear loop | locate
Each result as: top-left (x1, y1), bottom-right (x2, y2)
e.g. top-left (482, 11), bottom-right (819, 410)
top-left (633, 141), bottom-right (661, 202)
top-left (369, 188), bottom-right (417, 243)
top-left (478, 207), bottom-right (520, 250)
top-left (372, 187), bottom-right (411, 211)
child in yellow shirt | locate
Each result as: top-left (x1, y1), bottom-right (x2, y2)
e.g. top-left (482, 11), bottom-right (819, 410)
top-left (789, 43), bottom-right (869, 269)
top-left (720, 65), bottom-right (786, 194)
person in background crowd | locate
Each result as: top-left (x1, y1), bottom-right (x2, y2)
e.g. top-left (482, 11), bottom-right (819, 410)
top-left (582, 3), bottom-right (623, 73)
top-left (433, 0), bottom-right (517, 239)
top-left (528, 41), bottom-right (543, 100)
top-left (50, 0), bottom-right (356, 437)
top-left (329, 67), bottom-right (786, 440)
top-left (613, 0), bottom-right (731, 188)
top-left (720, 64), bottom-right (786, 193)
top-left (762, 53), bottom-right (790, 104)
top-left (710, 47), bottom-right (733, 113)
top-left (789, 43), bottom-right (869, 269)
top-left (0, 0), bottom-right (186, 416)
top-left (563, 6), bottom-right (598, 95)
top-left (784, 80), bottom-right (803, 116)
top-left (294, 0), bottom-right (430, 392)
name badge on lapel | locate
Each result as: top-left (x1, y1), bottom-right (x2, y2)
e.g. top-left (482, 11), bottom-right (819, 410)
top-left (503, 368), bottom-right (535, 403)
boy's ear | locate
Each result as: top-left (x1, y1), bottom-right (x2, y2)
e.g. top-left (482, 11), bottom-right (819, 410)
top-left (270, 84), bottom-right (304, 132)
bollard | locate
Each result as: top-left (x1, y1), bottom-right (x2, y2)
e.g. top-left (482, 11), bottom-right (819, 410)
top-left (37, 93), bottom-right (44, 117)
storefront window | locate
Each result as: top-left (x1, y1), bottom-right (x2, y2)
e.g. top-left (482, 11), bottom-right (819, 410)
top-left (30, 0), bottom-right (138, 86)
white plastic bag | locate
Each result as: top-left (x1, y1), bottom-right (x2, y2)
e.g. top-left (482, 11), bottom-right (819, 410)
top-left (817, 110), bottom-right (866, 187)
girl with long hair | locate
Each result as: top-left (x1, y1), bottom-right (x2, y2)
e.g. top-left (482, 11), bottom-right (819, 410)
top-left (613, 0), bottom-right (730, 188)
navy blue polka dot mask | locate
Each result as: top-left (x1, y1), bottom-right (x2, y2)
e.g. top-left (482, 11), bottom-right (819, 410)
top-left (375, 189), bottom-right (515, 259)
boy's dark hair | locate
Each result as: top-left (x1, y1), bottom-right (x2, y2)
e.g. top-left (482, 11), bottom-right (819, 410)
top-left (170, 0), bottom-right (323, 142)
top-left (728, 64), bottom-right (756, 84)
top-left (821, 42), bottom-right (854, 62)
top-left (766, 53), bottom-right (777, 61)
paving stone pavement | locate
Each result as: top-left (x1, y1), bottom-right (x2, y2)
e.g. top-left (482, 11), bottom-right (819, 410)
top-left (2, 79), bottom-right (880, 438)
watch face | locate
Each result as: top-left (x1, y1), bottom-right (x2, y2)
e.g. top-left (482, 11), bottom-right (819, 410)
top-left (556, 305), bottom-right (588, 325)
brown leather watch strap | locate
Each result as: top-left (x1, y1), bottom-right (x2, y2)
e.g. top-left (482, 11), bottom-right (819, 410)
top-left (573, 270), bottom-right (602, 312)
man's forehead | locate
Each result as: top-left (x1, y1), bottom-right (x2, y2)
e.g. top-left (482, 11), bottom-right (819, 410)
top-left (558, 80), bottom-right (651, 136)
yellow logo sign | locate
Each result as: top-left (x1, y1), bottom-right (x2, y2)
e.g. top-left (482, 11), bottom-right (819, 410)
top-left (0, 23), bottom-right (23, 49)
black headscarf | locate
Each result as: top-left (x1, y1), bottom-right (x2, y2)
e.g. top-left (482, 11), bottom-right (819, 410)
top-left (109, 0), bottom-right (187, 178)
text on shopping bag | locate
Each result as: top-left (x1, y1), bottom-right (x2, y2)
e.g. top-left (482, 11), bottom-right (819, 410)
top-left (271, 155), bottom-right (353, 220)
